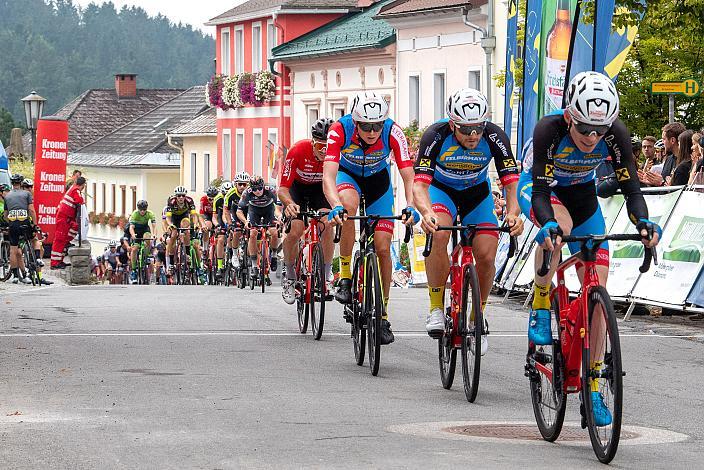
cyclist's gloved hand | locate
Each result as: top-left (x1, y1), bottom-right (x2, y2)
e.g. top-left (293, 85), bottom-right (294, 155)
top-left (402, 206), bottom-right (420, 225)
top-left (327, 205), bottom-right (345, 223)
top-left (636, 218), bottom-right (662, 247)
top-left (535, 221), bottom-right (562, 250)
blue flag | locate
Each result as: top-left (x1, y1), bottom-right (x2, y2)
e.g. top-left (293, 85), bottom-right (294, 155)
top-left (503, 0), bottom-right (519, 136)
top-left (0, 139), bottom-right (9, 171)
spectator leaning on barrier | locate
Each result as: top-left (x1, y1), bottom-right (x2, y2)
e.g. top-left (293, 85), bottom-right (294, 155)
top-left (671, 129), bottom-right (694, 186)
top-left (51, 176), bottom-right (86, 269)
top-left (659, 122), bottom-right (686, 185)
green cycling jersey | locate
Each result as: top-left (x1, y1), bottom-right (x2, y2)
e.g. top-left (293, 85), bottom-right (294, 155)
top-left (129, 209), bottom-right (156, 229)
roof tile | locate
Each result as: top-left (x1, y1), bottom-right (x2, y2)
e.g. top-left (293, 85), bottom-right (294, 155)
top-left (168, 108), bottom-right (217, 135)
top-left (207, 0), bottom-right (359, 24)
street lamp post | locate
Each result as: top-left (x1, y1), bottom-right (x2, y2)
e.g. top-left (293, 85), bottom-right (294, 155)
top-left (21, 91), bottom-right (46, 163)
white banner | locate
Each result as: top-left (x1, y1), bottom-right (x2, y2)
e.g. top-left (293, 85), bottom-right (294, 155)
top-left (631, 190), bottom-right (704, 306)
top-left (505, 221), bottom-right (538, 290)
top-left (79, 203), bottom-right (89, 242)
top-left (607, 190), bottom-right (682, 298)
top-left (410, 232), bottom-right (428, 286)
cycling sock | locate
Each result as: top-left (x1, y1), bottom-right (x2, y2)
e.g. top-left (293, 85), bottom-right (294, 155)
top-left (382, 297), bottom-right (389, 320)
top-left (285, 262), bottom-right (296, 280)
top-left (12, 268), bottom-right (19, 277)
top-left (169, 255), bottom-right (175, 266)
top-left (249, 255), bottom-right (257, 266)
top-left (37, 270), bottom-right (42, 280)
top-left (428, 286), bottom-right (444, 311)
top-left (34, 249), bottom-right (41, 260)
top-left (324, 263), bottom-right (332, 281)
top-left (340, 255), bottom-right (351, 279)
top-left (131, 257), bottom-right (137, 270)
top-left (217, 258), bottom-right (223, 269)
top-left (532, 283), bottom-right (551, 311)
top-left (590, 361), bottom-right (602, 392)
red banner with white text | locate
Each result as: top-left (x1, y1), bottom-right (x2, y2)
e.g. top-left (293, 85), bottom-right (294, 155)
top-left (33, 119), bottom-right (69, 244)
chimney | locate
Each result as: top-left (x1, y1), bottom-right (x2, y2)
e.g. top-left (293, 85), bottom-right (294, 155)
top-left (115, 74), bottom-right (137, 98)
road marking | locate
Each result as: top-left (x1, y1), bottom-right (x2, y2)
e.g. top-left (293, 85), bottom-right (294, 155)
top-left (387, 421), bottom-right (690, 446)
top-left (0, 332), bottom-right (701, 338)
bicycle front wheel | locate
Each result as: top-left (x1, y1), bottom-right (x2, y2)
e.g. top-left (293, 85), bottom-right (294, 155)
top-left (295, 249), bottom-right (308, 334)
top-left (310, 244), bottom-right (325, 341)
top-left (350, 252), bottom-right (365, 366)
top-left (365, 254), bottom-right (383, 376)
top-left (1, 240), bottom-right (12, 281)
top-left (460, 263), bottom-right (482, 402)
top-left (582, 286), bottom-right (622, 464)
top-left (529, 291), bottom-right (567, 442)
top-left (260, 241), bottom-right (268, 293)
top-left (438, 314), bottom-right (457, 390)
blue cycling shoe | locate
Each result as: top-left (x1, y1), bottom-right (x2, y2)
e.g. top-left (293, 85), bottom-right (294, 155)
top-left (528, 308), bottom-right (552, 345)
top-left (591, 391), bottom-right (613, 427)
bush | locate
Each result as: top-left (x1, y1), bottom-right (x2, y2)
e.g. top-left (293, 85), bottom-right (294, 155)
top-left (8, 157), bottom-right (34, 179)
top-left (400, 242), bottom-right (411, 272)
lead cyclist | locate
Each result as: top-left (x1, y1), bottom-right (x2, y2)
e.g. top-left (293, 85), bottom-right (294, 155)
top-left (518, 71), bottom-right (661, 426)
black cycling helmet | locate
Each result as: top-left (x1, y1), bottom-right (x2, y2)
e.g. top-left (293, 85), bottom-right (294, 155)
top-left (249, 175), bottom-right (265, 189)
top-left (311, 118), bottom-right (334, 140)
top-left (631, 135), bottom-right (642, 150)
top-left (10, 173), bottom-right (23, 184)
top-left (0, 183), bottom-right (10, 192)
top-left (137, 200), bottom-right (148, 210)
top-left (206, 186), bottom-right (218, 198)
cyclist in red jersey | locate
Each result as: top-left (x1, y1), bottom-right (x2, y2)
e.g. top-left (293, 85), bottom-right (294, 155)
top-left (278, 118), bottom-right (335, 304)
top-left (199, 186), bottom-right (218, 254)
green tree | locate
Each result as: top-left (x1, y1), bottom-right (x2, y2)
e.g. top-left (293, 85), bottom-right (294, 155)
top-left (0, 107), bottom-right (23, 146)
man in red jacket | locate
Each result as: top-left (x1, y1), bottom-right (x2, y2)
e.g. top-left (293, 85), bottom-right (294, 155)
top-left (51, 176), bottom-right (86, 269)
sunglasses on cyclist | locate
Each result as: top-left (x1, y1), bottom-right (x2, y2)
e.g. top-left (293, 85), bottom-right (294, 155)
top-left (236, 182), bottom-right (248, 187)
top-left (312, 140), bottom-right (327, 152)
top-left (454, 122), bottom-right (486, 136)
top-left (572, 121), bottom-right (611, 137)
top-left (251, 185), bottom-right (264, 192)
top-left (357, 121), bottom-right (384, 133)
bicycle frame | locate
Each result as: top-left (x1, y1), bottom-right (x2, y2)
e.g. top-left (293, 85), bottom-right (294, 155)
top-left (298, 211), bottom-right (326, 302)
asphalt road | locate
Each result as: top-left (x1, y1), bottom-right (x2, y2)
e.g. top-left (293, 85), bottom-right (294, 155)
top-left (1, 283), bottom-right (702, 469)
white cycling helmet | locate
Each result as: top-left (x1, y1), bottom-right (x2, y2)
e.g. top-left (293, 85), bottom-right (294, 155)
top-left (108, 240), bottom-right (118, 247)
top-left (350, 91), bottom-right (389, 123)
top-left (220, 181), bottom-right (233, 193)
top-left (565, 71), bottom-right (619, 126)
top-left (235, 171), bottom-right (251, 183)
top-left (446, 88), bottom-right (489, 125)
top-left (173, 185), bottom-right (187, 196)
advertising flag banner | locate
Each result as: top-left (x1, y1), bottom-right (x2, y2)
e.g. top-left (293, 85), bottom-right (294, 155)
top-left (564, 0), bottom-right (644, 85)
top-left (541, 0), bottom-right (577, 115)
top-left (631, 190), bottom-right (704, 306)
top-left (518, 0), bottom-right (544, 157)
top-left (0, 139), bottom-right (9, 171)
top-left (33, 119), bottom-right (69, 244)
top-left (503, 0), bottom-right (519, 136)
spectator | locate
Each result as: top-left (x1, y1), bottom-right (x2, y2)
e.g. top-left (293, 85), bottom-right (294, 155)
top-left (640, 136), bottom-right (659, 169)
top-left (631, 136), bottom-right (642, 163)
top-left (659, 122), bottom-right (686, 185)
top-left (688, 132), bottom-right (704, 185)
top-left (492, 190), bottom-right (506, 220)
top-left (671, 130), bottom-right (694, 186)
top-left (65, 169), bottom-right (82, 192)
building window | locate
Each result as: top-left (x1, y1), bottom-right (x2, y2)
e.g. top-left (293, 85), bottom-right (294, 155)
top-left (253, 130), bottom-right (263, 178)
top-left (252, 23), bottom-right (262, 73)
top-left (235, 27), bottom-right (244, 74)
top-left (101, 183), bottom-right (106, 213)
top-left (307, 106), bottom-right (319, 137)
top-left (190, 152), bottom-right (197, 191)
top-left (131, 186), bottom-right (137, 212)
top-left (329, 100), bottom-right (347, 121)
top-left (204, 153), bottom-right (211, 189)
top-left (409, 75), bottom-right (420, 124)
top-left (267, 21), bottom-right (277, 62)
top-left (236, 130), bottom-right (245, 173)
top-left (120, 185), bottom-right (126, 216)
top-left (222, 131), bottom-right (231, 180)
top-left (433, 72), bottom-right (446, 121)
top-left (111, 184), bottom-right (116, 214)
top-left (468, 70), bottom-right (481, 91)
top-left (92, 182), bottom-right (97, 212)
top-left (220, 28), bottom-right (231, 75)
top-left (267, 129), bottom-right (278, 183)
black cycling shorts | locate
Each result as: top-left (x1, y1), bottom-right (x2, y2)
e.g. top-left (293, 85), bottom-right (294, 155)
top-left (8, 220), bottom-right (32, 247)
top-left (289, 181), bottom-right (330, 213)
top-left (337, 166), bottom-right (391, 210)
top-left (429, 179), bottom-right (492, 223)
top-left (248, 204), bottom-right (276, 227)
top-left (551, 181), bottom-right (599, 228)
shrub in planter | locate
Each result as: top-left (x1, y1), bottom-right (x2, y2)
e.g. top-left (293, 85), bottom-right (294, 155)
top-left (107, 213), bottom-right (118, 228)
top-left (88, 211), bottom-right (99, 224)
top-left (98, 212), bottom-right (108, 225)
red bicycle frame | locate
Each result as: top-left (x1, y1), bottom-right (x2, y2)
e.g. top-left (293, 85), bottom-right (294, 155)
top-left (299, 215), bottom-right (323, 303)
top-left (448, 243), bottom-right (475, 348)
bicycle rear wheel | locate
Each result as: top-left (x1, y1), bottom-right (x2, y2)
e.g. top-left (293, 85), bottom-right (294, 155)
top-left (295, 249), bottom-right (309, 334)
top-left (460, 263), bottom-right (482, 402)
top-left (366, 254), bottom-right (383, 376)
top-left (260, 241), bottom-right (268, 293)
top-left (438, 312), bottom-right (457, 389)
top-left (582, 286), bottom-right (622, 464)
top-left (310, 244), bottom-right (325, 341)
top-left (350, 252), bottom-right (365, 366)
top-left (0, 240), bottom-right (11, 281)
top-left (529, 292), bottom-right (567, 442)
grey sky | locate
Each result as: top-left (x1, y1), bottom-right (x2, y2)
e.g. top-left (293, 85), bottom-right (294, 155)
top-left (72, 0), bottom-right (246, 34)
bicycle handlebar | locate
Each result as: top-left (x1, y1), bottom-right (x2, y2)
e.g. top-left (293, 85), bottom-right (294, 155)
top-left (422, 225), bottom-right (516, 258)
top-left (537, 233), bottom-right (657, 277)
top-left (332, 214), bottom-right (413, 244)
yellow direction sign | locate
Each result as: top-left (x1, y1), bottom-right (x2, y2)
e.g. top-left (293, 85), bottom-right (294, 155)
top-left (651, 80), bottom-right (701, 97)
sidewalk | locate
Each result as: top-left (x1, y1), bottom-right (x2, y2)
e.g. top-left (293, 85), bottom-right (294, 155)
top-left (0, 267), bottom-right (67, 295)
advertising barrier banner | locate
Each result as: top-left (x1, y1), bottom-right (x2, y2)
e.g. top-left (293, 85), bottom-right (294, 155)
top-left (631, 190), bottom-right (704, 306)
top-left (33, 119), bottom-right (68, 244)
top-left (410, 232), bottom-right (428, 286)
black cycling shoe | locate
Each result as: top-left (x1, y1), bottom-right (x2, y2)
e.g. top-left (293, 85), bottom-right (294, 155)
top-left (335, 278), bottom-right (352, 304)
top-left (270, 256), bottom-right (278, 272)
top-left (265, 275), bottom-right (272, 286)
top-left (380, 320), bottom-right (395, 345)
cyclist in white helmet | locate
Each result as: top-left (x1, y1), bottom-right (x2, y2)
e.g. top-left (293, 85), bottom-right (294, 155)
top-left (517, 71), bottom-right (661, 427)
top-left (220, 173), bottom-right (250, 277)
top-left (414, 87), bottom-right (524, 354)
top-left (323, 91), bottom-right (417, 345)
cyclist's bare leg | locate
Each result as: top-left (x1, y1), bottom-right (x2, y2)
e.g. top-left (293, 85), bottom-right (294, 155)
top-left (473, 233), bottom-right (499, 308)
top-left (533, 204), bottom-right (573, 287)
top-left (247, 228), bottom-right (258, 257)
top-left (321, 219), bottom-right (335, 274)
top-left (424, 211), bottom-right (453, 304)
top-left (268, 227), bottom-right (279, 255)
top-left (373, 230), bottom-right (393, 302)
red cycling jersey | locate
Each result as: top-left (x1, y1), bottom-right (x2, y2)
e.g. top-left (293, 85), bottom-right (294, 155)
top-left (199, 195), bottom-right (214, 216)
top-left (279, 139), bottom-right (324, 188)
